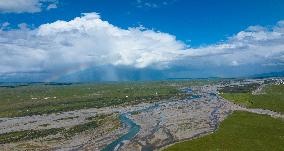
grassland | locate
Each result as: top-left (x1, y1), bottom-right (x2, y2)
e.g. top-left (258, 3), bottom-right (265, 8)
top-left (220, 84), bottom-right (284, 113)
top-left (164, 111), bottom-right (284, 151)
top-left (0, 80), bottom-right (219, 118)
top-left (0, 82), bottom-right (188, 117)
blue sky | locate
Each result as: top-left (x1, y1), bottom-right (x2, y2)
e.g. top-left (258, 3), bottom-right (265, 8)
top-left (0, 0), bottom-right (284, 81)
top-left (2, 0), bottom-right (284, 46)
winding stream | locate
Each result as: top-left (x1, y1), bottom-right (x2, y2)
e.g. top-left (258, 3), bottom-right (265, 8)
top-left (102, 91), bottom-right (202, 151)
top-left (102, 104), bottom-right (159, 151)
top-left (102, 114), bottom-right (140, 151)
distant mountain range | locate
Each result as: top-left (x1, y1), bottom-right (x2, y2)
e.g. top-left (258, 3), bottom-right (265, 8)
top-left (250, 71), bottom-right (284, 78)
top-left (168, 71), bottom-right (284, 80)
top-left (1, 68), bottom-right (284, 83)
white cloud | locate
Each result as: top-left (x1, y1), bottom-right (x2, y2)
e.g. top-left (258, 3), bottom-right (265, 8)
top-left (0, 13), bottom-right (185, 74)
top-left (0, 13), bottom-right (284, 77)
top-left (180, 22), bottom-right (284, 67)
top-left (136, 0), bottom-right (175, 8)
top-left (0, 22), bottom-right (10, 30)
top-left (17, 23), bottom-right (29, 30)
top-left (46, 3), bottom-right (57, 10)
top-left (0, 0), bottom-right (58, 13)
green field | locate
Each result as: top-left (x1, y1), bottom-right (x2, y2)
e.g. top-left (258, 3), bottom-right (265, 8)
top-left (164, 111), bottom-right (284, 151)
top-left (0, 80), bottom-right (220, 118)
top-left (0, 82), bottom-right (189, 117)
top-left (220, 84), bottom-right (284, 113)
top-left (0, 80), bottom-right (217, 117)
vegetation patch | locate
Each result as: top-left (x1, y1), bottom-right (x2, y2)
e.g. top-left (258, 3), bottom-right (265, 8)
top-left (0, 114), bottom-right (120, 144)
top-left (64, 121), bottom-right (97, 137)
top-left (0, 128), bottom-right (64, 144)
top-left (164, 111), bottom-right (284, 151)
top-left (221, 84), bottom-right (284, 113)
top-left (221, 92), bottom-right (253, 106)
top-left (219, 83), bottom-right (260, 93)
top-left (55, 116), bottom-right (79, 121)
top-left (0, 82), bottom-right (195, 117)
top-left (39, 123), bottom-right (50, 127)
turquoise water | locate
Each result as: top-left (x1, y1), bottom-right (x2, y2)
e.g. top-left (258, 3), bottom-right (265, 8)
top-left (101, 114), bottom-right (140, 151)
top-left (102, 104), bottom-right (159, 151)
top-left (102, 89), bottom-right (201, 151)
top-left (190, 95), bottom-right (201, 99)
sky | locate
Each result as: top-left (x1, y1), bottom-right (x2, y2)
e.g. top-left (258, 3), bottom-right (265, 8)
top-left (0, 0), bottom-right (284, 82)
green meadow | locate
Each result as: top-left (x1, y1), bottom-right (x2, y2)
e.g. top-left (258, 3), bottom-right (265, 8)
top-left (221, 84), bottom-right (284, 113)
top-left (0, 80), bottom-right (219, 118)
top-left (0, 82), bottom-right (187, 117)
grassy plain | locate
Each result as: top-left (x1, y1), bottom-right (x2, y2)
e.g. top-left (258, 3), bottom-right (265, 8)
top-left (164, 111), bottom-right (284, 151)
top-left (220, 84), bottom-right (284, 113)
top-left (0, 82), bottom-right (184, 117)
top-left (0, 80), bottom-right (218, 117)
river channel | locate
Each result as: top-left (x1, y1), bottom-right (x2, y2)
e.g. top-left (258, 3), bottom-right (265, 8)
top-left (102, 92), bottom-right (201, 151)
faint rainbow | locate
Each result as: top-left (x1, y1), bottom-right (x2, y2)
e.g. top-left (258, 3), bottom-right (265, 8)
top-left (44, 63), bottom-right (90, 82)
